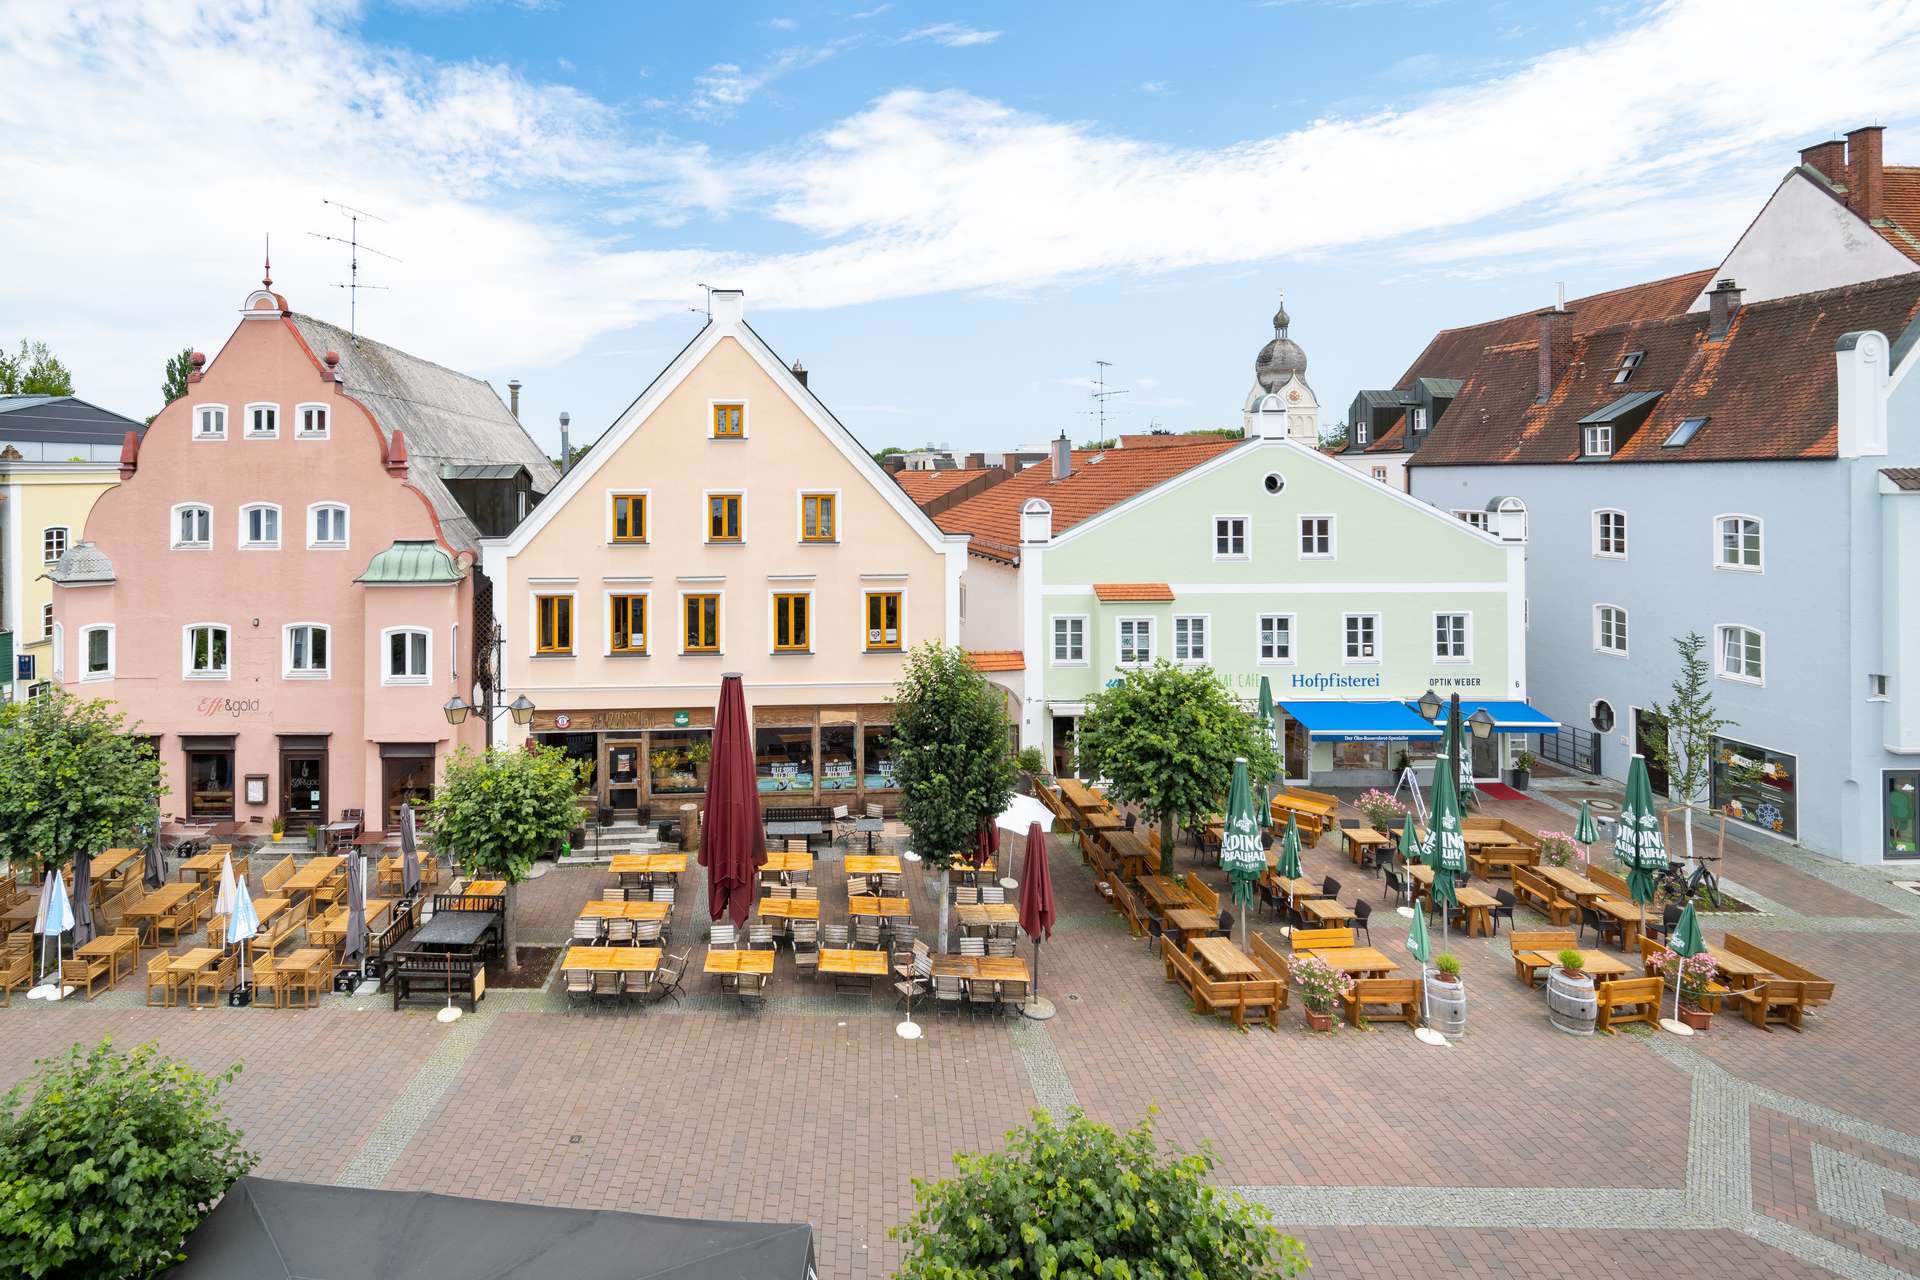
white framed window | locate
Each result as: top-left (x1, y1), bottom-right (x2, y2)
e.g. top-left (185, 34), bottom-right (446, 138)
top-left (1716, 624), bottom-right (1764, 684)
top-left (80, 625), bottom-right (113, 680)
top-left (1173, 615), bottom-right (1208, 662)
top-left (1613, 350), bottom-right (1645, 385)
top-left (183, 624), bottom-right (230, 679)
top-left (1452, 509), bottom-right (1490, 532)
top-left (1715, 514), bottom-right (1762, 571)
top-left (1355, 420), bottom-right (1370, 446)
top-left (1593, 509), bottom-right (1627, 558)
top-left (1117, 617), bottom-right (1153, 666)
top-left (1299, 515), bottom-right (1335, 558)
top-left (1343, 613), bottom-right (1380, 663)
top-left (382, 627), bottom-right (431, 684)
top-left (1051, 615), bottom-right (1086, 664)
top-left (50, 622), bottom-right (62, 679)
top-left (1595, 605), bottom-right (1629, 656)
top-left (192, 404), bottom-right (227, 439)
top-left (1434, 612), bottom-right (1470, 662)
top-left (171, 503), bottom-right (212, 549)
top-left (1257, 613), bottom-right (1294, 664)
top-left (295, 403), bottom-right (329, 438)
top-left (1495, 496), bottom-right (1528, 542)
top-left (239, 503), bottom-right (281, 549)
top-left (40, 602), bottom-right (54, 642)
top-left (1410, 406), bottom-right (1428, 433)
top-left (41, 525), bottom-right (68, 565)
top-left (283, 623), bottom-right (330, 678)
top-left (1212, 516), bottom-right (1248, 559)
top-left (1582, 424), bottom-right (1614, 457)
top-left (243, 402), bottom-right (278, 438)
top-left (1869, 673), bottom-right (1890, 700)
top-left (308, 503), bottom-right (349, 549)
top-left (1370, 466), bottom-right (1388, 482)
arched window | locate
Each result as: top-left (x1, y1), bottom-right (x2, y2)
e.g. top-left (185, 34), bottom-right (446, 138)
top-left (172, 503), bottom-right (212, 549)
top-left (239, 503), bottom-right (281, 550)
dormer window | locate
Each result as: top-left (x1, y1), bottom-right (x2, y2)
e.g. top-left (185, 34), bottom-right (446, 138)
top-left (1354, 420), bottom-right (1369, 446)
top-left (1613, 351), bottom-right (1645, 385)
top-left (1410, 407), bottom-right (1427, 434)
top-left (1581, 424), bottom-right (1614, 457)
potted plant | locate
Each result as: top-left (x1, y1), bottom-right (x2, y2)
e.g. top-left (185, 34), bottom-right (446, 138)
top-left (1426, 951), bottom-right (1466, 1037)
top-left (1509, 750), bottom-right (1536, 791)
top-left (1536, 830), bottom-right (1576, 869)
top-left (1013, 746), bottom-right (1052, 793)
top-left (1660, 948), bottom-right (1719, 1030)
top-left (1291, 953), bottom-right (1353, 1032)
top-left (1355, 788), bottom-right (1407, 833)
top-left (270, 816), bottom-right (285, 844)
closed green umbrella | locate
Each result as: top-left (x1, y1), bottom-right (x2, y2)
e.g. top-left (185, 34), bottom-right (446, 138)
top-left (1574, 800), bottom-right (1599, 864)
top-left (1617, 755), bottom-right (1669, 917)
top-left (1421, 715), bottom-right (1469, 947)
top-left (1275, 814), bottom-right (1303, 928)
top-left (1663, 901), bottom-right (1706, 1030)
top-left (1257, 676), bottom-right (1283, 796)
top-left (1219, 759), bottom-right (1266, 948)
top-left (1406, 893), bottom-right (1443, 1043)
top-left (1394, 817), bottom-right (1421, 916)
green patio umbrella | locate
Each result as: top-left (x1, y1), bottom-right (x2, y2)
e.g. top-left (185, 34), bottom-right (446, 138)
top-left (1421, 723), bottom-right (1469, 947)
top-left (1574, 800), bottom-right (1599, 864)
top-left (1275, 813), bottom-right (1303, 928)
top-left (1406, 893), bottom-right (1434, 1027)
top-left (1394, 816), bottom-right (1421, 916)
top-left (1257, 675), bottom-right (1284, 796)
top-left (1663, 901), bottom-right (1706, 1030)
top-left (1219, 758), bottom-right (1266, 948)
top-left (1617, 755), bottom-right (1670, 925)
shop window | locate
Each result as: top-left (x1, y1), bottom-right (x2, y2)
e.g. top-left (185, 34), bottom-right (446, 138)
top-left (863, 723), bottom-right (897, 789)
top-left (865, 592), bottom-right (902, 651)
top-left (649, 729), bottom-right (712, 794)
top-left (1709, 736), bottom-right (1796, 838)
top-left (1887, 772), bottom-right (1919, 859)
top-left (820, 723), bottom-right (857, 792)
top-left (756, 725), bottom-right (815, 793)
top-left (1333, 741), bottom-right (1389, 771)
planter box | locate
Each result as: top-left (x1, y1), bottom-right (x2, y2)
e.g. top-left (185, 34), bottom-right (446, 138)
top-left (1678, 1005), bottom-right (1712, 1031)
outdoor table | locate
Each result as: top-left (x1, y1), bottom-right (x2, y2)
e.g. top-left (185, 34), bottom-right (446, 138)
top-left (956, 903), bottom-right (1019, 930)
top-left (1706, 943), bottom-right (1770, 990)
top-left (1104, 830), bottom-right (1156, 881)
top-left (847, 895), bottom-right (911, 919)
top-left (852, 817), bottom-right (885, 854)
top-left (1301, 898), bottom-right (1357, 928)
top-left (562, 945), bottom-right (662, 974)
top-left (74, 930), bottom-right (139, 982)
top-left (931, 955), bottom-right (1031, 982)
top-left (818, 949), bottom-right (888, 977)
top-left (0, 898), bottom-right (36, 940)
top-left (1518, 947), bottom-right (1630, 980)
top-left (409, 907), bottom-right (498, 959)
top-left (309, 899), bottom-right (394, 949)
top-left (320, 821), bottom-right (358, 854)
top-left (757, 897), bottom-right (821, 921)
top-left (249, 896), bottom-right (292, 929)
top-left (181, 850), bottom-right (227, 882)
top-left (1083, 810), bottom-right (1122, 833)
top-left (759, 851), bottom-right (814, 877)
top-left (1056, 777), bottom-right (1106, 814)
top-left (283, 856), bottom-right (345, 897)
top-left (764, 820), bottom-right (824, 839)
top-left (609, 853), bottom-right (688, 879)
top-left (955, 856), bottom-right (998, 879)
top-left (1188, 936), bottom-right (1262, 980)
top-left (843, 854), bottom-right (902, 877)
top-left (1535, 866), bottom-right (1606, 900)
top-left (1163, 907), bottom-right (1217, 940)
top-left (124, 882), bottom-right (196, 935)
top-left (166, 947), bottom-right (222, 980)
top-left (704, 949), bottom-right (775, 975)
top-left (1444, 886), bottom-right (1499, 936)
top-left (1267, 873), bottom-right (1322, 902)
top-left (1343, 827), bottom-right (1390, 864)
top-left (1138, 875), bottom-right (1196, 913)
top-left (92, 848), bottom-right (142, 882)
top-left (1306, 946), bottom-right (1397, 978)
top-left (460, 879), bottom-right (507, 897)
top-left (1591, 897), bottom-right (1644, 949)
top-left (581, 899), bottom-right (671, 921)
top-left (278, 947), bottom-right (333, 1007)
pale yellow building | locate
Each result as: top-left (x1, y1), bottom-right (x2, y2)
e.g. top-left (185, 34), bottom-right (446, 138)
top-left (482, 291), bottom-right (967, 815)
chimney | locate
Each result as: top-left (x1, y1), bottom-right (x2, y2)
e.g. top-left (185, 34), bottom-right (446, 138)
top-left (1708, 278), bottom-right (1743, 342)
top-left (883, 455), bottom-right (906, 475)
top-left (1050, 431), bottom-right (1072, 481)
top-left (386, 429), bottom-right (409, 477)
top-left (790, 360), bottom-right (808, 388)
top-left (118, 429), bottom-right (140, 479)
top-left (558, 412), bottom-right (572, 477)
top-left (965, 452), bottom-right (987, 470)
top-left (1846, 125), bottom-right (1886, 221)
top-left (1800, 138), bottom-right (1848, 189)
top-left (709, 288), bottom-right (745, 326)
top-left (1535, 306), bottom-right (1572, 404)
top-left (508, 379), bottom-right (522, 421)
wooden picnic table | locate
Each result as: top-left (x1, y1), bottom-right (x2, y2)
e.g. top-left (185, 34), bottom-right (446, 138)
top-left (582, 899), bottom-right (671, 921)
top-left (1138, 875), bottom-right (1196, 913)
top-left (276, 947), bottom-right (334, 1006)
top-left (1188, 936), bottom-right (1262, 980)
top-left (74, 930), bottom-right (139, 981)
top-left (562, 945), bottom-right (662, 974)
top-left (180, 850), bottom-right (228, 881)
top-left (843, 854), bottom-right (902, 877)
top-left (1463, 828), bottom-right (1526, 849)
top-left (92, 848), bottom-right (142, 881)
top-left (1266, 873), bottom-right (1323, 901)
top-left (955, 856), bottom-right (998, 877)
top-left (1083, 810), bottom-right (1123, 833)
top-left (957, 903), bottom-right (1019, 928)
top-left (124, 881), bottom-right (196, 921)
top-left (309, 899), bottom-right (395, 949)
top-left (931, 955), bottom-right (1031, 982)
top-left (609, 853), bottom-right (688, 877)
top-left (1301, 897), bottom-right (1357, 927)
top-left (1342, 827), bottom-right (1391, 864)
top-left (1518, 947), bottom-right (1631, 979)
top-left (460, 879), bottom-right (507, 897)
top-left (1591, 897), bottom-right (1645, 949)
top-left (1056, 778), bottom-right (1107, 814)
top-left (757, 897), bottom-right (821, 921)
top-left (847, 895), bottom-right (911, 919)
top-left (166, 947), bottom-right (222, 979)
top-left (1163, 907), bottom-right (1218, 938)
top-left (1104, 830), bottom-right (1156, 880)
top-left (0, 898), bottom-right (37, 940)
top-left (1535, 865), bottom-right (1606, 899)
top-left (819, 949), bottom-right (889, 977)
top-left (1706, 943), bottom-right (1770, 989)
top-left (704, 949), bottom-right (775, 975)
top-left (1306, 946), bottom-right (1398, 978)
top-left (248, 896), bottom-right (293, 929)
top-left (284, 857), bottom-right (345, 896)
top-left (759, 851), bottom-right (814, 876)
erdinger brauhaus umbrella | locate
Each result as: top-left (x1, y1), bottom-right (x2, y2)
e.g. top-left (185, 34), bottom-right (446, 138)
top-left (1617, 755), bottom-right (1670, 936)
top-left (700, 674), bottom-right (767, 928)
top-left (1218, 759), bottom-right (1265, 948)
top-left (1574, 800), bottom-right (1599, 864)
top-left (1421, 714), bottom-right (1469, 947)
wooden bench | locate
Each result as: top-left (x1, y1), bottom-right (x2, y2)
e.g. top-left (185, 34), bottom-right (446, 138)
top-left (1510, 930), bottom-right (1578, 987)
top-left (1462, 816), bottom-right (1541, 876)
top-left (1513, 868), bottom-right (1575, 926)
top-left (1162, 936), bottom-right (1282, 1030)
top-left (1721, 934), bottom-right (1834, 1031)
top-left (1184, 874), bottom-right (1220, 917)
top-left (261, 854), bottom-right (296, 896)
top-left (389, 950), bottom-right (485, 1012)
top-left (1722, 935), bottom-right (1835, 1006)
top-left (1249, 934), bottom-right (1293, 1008)
top-left (1342, 978), bottom-right (1420, 1027)
top-left (61, 955), bottom-right (113, 1001)
top-left (1270, 787), bottom-right (1338, 847)
top-left (1587, 866), bottom-right (1632, 898)
top-left (1290, 927), bottom-right (1355, 953)
top-left (1594, 975), bottom-right (1664, 1034)
top-left (1110, 881), bottom-right (1145, 937)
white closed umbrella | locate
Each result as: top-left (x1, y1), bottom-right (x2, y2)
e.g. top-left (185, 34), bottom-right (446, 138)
top-left (228, 878), bottom-right (260, 995)
top-left (31, 869), bottom-right (74, 999)
top-left (994, 794), bottom-right (1054, 836)
top-left (215, 850), bottom-right (238, 920)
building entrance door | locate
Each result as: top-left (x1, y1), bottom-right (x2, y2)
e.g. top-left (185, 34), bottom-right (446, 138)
top-left (1634, 709), bottom-right (1670, 798)
top-left (1050, 716), bottom-right (1077, 779)
top-left (1284, 718), bottom-right (1310, 781)
top-left (381, 752), bottom-right (436, 833)
top-left (280, 754), bottom-right (327, 832)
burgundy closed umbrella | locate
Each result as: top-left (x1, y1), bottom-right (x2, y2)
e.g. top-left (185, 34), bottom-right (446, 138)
top-left (701, 674), bottom-right (766, 928)
top-left (970, 816), bottom-right (999, 871)
top-left (1016, 821), bottom-right (1056, 1019)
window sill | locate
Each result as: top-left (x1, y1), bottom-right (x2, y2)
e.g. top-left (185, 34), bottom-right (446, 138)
top-left (705, 541), bottom-right (746, 548)
top-left (799, 540), bottom-right (840, 547)
top-left (771, 649), bottom-right (815, 657)
top-left (1050, 659), bottom-right (1088, 667)
top-left (1341, 660), bottom-right (1382, 667)
top-left (607, 650), bottom-right (651, 658)
top-left (1256, 658), bottom-right (1297, 667)
top-left (240, 544), bottom-right (280, 552)
top-left (1299, 553), bottom-right (1336, 561)
top-left (244, 434), bottom-right (279, 441)
top-left (1714, 564), bottom-right (1763, 574)
top-left (529, 653), bottom-right (575, 661)
top-left (1212, 554), bottom-right (1250, 563)
top-left (1594, 648), bottom-right (1629, 659)
top-left (608, 541), bottom-right (650, 548)
top-left (184, 672), bottom-right (231, 681)
top-left (383, 676), bottom-right (430, 686)
top-left (284, 671), bottom-right (331, 681)
top-left (172, 544), bottom-right (212, 552)
top-left (1716, 672), bottom-right (1765, 687)
top-left (308, 543), bottom-right (349, 552)
top-left (1593, 552), bottom-right (1626, 561)
top-left (681, 649), bottom-right (724, 657)
top-left (192, 435), bottom-right (227, 443)
top-left (1433, 657), bottom-right (1472, 666)
top-left (79, 672), bottom-right (112, 683)
top-left (296, 432), bottom-right (328, 441)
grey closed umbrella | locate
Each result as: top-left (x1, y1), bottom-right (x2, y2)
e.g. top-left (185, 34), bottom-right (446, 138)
top-left (70, 853), bottom-right (95, 946)
top-left (144, 823), bottom-right (165, 891)
top-left (343, 854), bottom-right (368, 974)
top-left (400, 802), bottom-right (421, 897)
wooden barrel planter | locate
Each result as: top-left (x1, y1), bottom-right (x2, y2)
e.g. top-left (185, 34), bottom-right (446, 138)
top-left (1546, 968), bottom-right (1597, 1036)
top-left (1425, 971), bottom-right (1467, 1039)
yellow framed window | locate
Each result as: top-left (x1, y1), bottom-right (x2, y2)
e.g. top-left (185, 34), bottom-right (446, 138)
top-left (708, 494), bottom-right (742, 542)
top-left (611, 493), bottom-right (646, 542)
top-left (865, 592), bottom-right (902, 651)
top-left (774, 593), bottom-right (811, 652)
top-left (535, 594), bottom-right (573, 654)
top-left (610, 594), bottom-right (647, 654)
top-left (684, 594), bottom-right (720, 653)
top-left (801, 493), bottom-right (837, 542)
top-left (712, 403), bottom-right (744, 438)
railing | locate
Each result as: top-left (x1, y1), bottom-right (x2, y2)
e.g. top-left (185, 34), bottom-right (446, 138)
top-left (1533, 728), bottom-right (1601, 775)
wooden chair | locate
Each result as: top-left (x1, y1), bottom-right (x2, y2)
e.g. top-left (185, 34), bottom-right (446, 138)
top-left (563, 968), bottom-right (593, 1012)
top-left (261, 854), bottom-right (296, 896)
top-left (1289, 927), bottom-right (1355, 953)
top-left (252, 956), bottom-right (284, 1009)
top-left (1341, 978), bottom-right (1420, 1027)
top-left (144, 953), bottom-right (176, 1007)
top-left (1509, 930), bottom-right (1578, 987)
top-left (189, 954), bottom-right (236, 1009)
top-left (1594, 976), bottom-right (1663, 1034)
top-left (1249, 934), bottom-right (1293, 1006)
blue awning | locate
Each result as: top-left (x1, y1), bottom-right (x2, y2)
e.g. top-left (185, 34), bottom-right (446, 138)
top-left (1406, 699), bottom-right (1560, 734)
top-left (1280, 700), bottom-right (1442, 742)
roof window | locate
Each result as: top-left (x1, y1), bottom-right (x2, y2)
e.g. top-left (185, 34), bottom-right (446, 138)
top-left (1612, 351), bottom-right (1645, 385)
top-left (1663, 416), bottom-right (1708, 448)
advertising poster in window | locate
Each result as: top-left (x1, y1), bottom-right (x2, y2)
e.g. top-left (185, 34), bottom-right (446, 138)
top-left (1709, 736), bottom-right (1796, 838)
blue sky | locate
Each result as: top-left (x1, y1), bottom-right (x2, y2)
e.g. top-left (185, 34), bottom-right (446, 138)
top-left (7, 0), bottom-right (1920, 457)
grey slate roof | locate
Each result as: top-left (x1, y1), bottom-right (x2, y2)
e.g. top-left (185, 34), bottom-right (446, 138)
top-left (49, 540), bottom-right (115, 584)
top-left (286, 315), bottom-right (558, 552)
top-left (0, 395), bottom-right (145, 449)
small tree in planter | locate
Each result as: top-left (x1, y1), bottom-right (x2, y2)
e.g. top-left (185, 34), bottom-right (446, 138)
top-left (1537, 830), bottom-right (1578, 869)
top-left (1658, 947), bottom-right (1719, 1029)
top-left (1510, 750), bottom-right (1536, 789)
top-left (1648, 631), bottom-right (1735, 872)
top-left (1291, 953), bottom-right (1353, 1031)
top-left (1354, 789), bottom-right (1407, 832)
top-left (1012, 745), bottom-right (1051, 790)
top-left (1432, 953), bottom-right (1462, 983)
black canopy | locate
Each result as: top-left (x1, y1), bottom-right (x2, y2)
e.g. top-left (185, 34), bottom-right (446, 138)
top-left (166, 1177), bottom-right (816, 1280)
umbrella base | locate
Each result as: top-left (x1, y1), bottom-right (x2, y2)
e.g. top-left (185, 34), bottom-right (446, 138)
top-left (1021, 996), bottom-right (1058, 1021)
top-left (227, 984), bottom-right (254, 1008)
top-left (436, 1005), bottom-right (464, 1024)
top-left (1395, 905), bottom-right (1416, 918)
top-left (894, 1019), bottom-right (923, 1040)
top-left (1414, 1026), bottom-right (1449, 1046)
top-left (26, 982), bottom-right (71, 1001)
top-left (1658, 1017), bottom-right (1695, 1037)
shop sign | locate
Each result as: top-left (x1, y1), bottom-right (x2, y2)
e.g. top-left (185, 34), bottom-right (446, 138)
top-left (554, 714), bottom-right (571, 729)
top-left (1426, 675), bottom-right (1483, 688)
top-left (674, 711), bottom-right (691, 727)
top-left (1286, 672), bottom-right (1383, 692)
top-left (195, 696), bottom-right (264, 719)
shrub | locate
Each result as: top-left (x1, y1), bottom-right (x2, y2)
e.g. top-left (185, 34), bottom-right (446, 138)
top-left (1290, 953), bottom-right (1354, 1012)
top-left (893, 1109), bottom-right (1306, 1279)
top-left (1537, 830), bottom-right (1577, 868)
top-left (1658, 948), bottom-right (1717, 1004)
top-left (0, 1038), bottom-right (255, 1279)
top-left (1557, 948), bottom-right (1586, 974)
top-left (1354, 788), bottom-right (1407, 831)
top-left (1432, 953), bottom-right (1462, 979)
top-left (1012, 746), bottom-right (1048, 776)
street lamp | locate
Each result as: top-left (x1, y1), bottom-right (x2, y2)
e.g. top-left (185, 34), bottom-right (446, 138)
top-left (1416, 690), bottom-right (1442, 722)
top-left (442, 631), bottom-right (535, 742)
top-left (1468, 707), bottom-right (1496, 740)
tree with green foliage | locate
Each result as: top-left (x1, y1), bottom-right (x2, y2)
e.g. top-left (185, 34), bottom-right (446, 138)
top-left (427, 744), bottom-right (586, 969)
top-left (1318, 421), bottom-right (1349, 451)
top-left (1648, 630), bottom-right (1735, 868)
top-left (872, 445), bottom-right (908, 466)
top-left (893, 1108), bottom-right (1307, 1280)
top-left (0, 690), bottom-right (162, 872)
top-left (1077, 660), bottom-right (1278, 877)
top-left (890, 642), bottom-right (1015, 951)
top-left (0, 339), bottom-right (75, 396)
top-left (1075, 436), bottom-right (1117, 450)
top-left (158, 346), bottom-right (194, 415)
top-left (0, 1038), bottom-right (256, 1280)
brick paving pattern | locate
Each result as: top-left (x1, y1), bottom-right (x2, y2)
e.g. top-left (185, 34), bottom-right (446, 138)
top-left (5, 800), bottom-right (1919, 1279)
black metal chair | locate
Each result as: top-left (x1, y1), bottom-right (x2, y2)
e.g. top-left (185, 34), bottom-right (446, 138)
top-left (1491, 889), bottom-right (1516, 937)
top-left (1383, 866), bottom-right (1411, 904)
top-left (1321, 875), bottom-right (1341, 900)
top-left (1215, 909), bottom-right (1233, 938)
top-left (1578, 903), bottom-right (1625, 949)
top-left (1258, 882), bottom-right (1280, 920)
top-left (1351, 898), bottom-right (1373, 945)
top-left (1643, 903), bottom-right (1682, 944)
top-left (1145, 916), bottom-right (1163, 953)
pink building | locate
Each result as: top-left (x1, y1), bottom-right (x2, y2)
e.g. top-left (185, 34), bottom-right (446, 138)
top-left (51, 277), bottom-right (555, 833)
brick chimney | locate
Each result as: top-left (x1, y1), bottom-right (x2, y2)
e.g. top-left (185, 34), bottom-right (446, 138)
top-left (964, 452), bottom-right (987, 469)
top-left (1800, 138), bottom-right (1847, 188)
top-left (118, 429), bottom-right (140, 479)
top-left (1846, 125), bottom-right (1885, 221)
top-left (1708, 278), bottom-right (1743, 342)
top-left (882, 454), bottom-right (906, 475)
top-left (1050, 431), bottom-right (1072, 481)
top-left (1536, 306), bottom-right (1572, 404)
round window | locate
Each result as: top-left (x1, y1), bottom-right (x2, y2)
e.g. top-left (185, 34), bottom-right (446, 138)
top-left (1263, 472), bottom-right (1286, 495)
top-left (1590, 699), bottom-right (1615, 733)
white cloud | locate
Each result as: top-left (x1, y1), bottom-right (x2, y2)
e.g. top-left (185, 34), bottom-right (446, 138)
top-left (685, 41), bottom-right (847, 118)
top-left (900, 22), bottom-right (1001, 47)
top-left (1139, 80), bottom-right (1169, 94)
top-left (768, 16), bottom-right (798, 30)
top-left (850, 3), bottom-right (893, 16)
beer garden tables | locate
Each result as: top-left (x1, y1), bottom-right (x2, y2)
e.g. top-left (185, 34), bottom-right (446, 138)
top-left (459, 879), bottom-right (507, 898)
top-left (1056, 777), bottom-right (1106, 814)
top-left (181, 850), bottom-right (228, 882)
top-left (1706, 943), bottom-right (1770, 990)
top-left (1301, 897), bottom-right (1357, 928)
top-left (757, 897), bottom-right (821, 921)
top-left (563, 945), bottom-right (662, 975)
top-left (1188, 936), bottom-right (1262, 980)
top-left (582, 899), bottom-right (671, 921)
top-left (818, 949), bottom-right (888, 977)
top-left (1515, 946), bottom-right (1631, 980)
top-left (759, 851), bottom-right (814, 877)
top-left (1535, 865), bottom-right (1607, 900)
top-left (74, 930), bottom-right (139, 981)
top-left (0, 897), bottom-right (37, 941)
top-left (1163, 907), bottom-right (1217, 939)
top-left (1105, 830), bottom-right (1156, 882)
top-left (852, 817), bottom-right (885, 854)
top-left (1342, 827), bottom-right (1391, 865)
top-left (843, 854), bottom-right (901, 877)
top-left (1267, 872), bottom-right (1323, 902)
top-left (124, 881), bottom-right (196, 933)
top-left (1137, 875), bottom-right (1196, 913)
top-left (1083, 810), bottom-right (1123, 834)
top-left (956, 903), bottom-right (1018, 929)
top-left (931, 955), bottom-right (1030, 982)
top-left (283, 856), bottom-right (346, 897)
top-left (165, 947), bottom-right (222, 981)
top-left (847, 895), bottom-right (911, 919)
top-left (276, 948), bottom-right (333, 1007)
top-left (1304, 946), bottom-right (1398, 978)
top-left (704, 949), bottom-right (775, 976)
top-left (91, 848), bottom-right (142, 882)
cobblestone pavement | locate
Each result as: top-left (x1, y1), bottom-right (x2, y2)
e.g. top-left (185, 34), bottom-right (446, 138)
top-left (5, 809), bottom-right (1919, 1279)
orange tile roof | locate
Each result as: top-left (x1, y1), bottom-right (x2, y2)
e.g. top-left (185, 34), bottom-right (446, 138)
top-left (893, 467), bottom-right (994, 505)
top-left (930, 438), bottom-right (1244, 563)
top-left (967, 649), bottom-right (1025, 672)
top-left (1876, 167), bottom-right (1920, 262)
top-left (1092, 583), bottom-right (1174, 602)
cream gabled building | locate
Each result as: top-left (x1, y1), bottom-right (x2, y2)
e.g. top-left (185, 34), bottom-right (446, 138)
top-left (483, 290), bottom-right (967, 815)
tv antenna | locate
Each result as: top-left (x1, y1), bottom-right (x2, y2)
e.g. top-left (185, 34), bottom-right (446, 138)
top-left (307, 200), bottom-right (401, 341)
top-left (1090, 360), bottom-right (1129, 438)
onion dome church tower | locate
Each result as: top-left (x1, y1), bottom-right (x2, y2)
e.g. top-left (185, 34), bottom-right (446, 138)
top-left (1241, 293), bottom-right (1320, 443)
